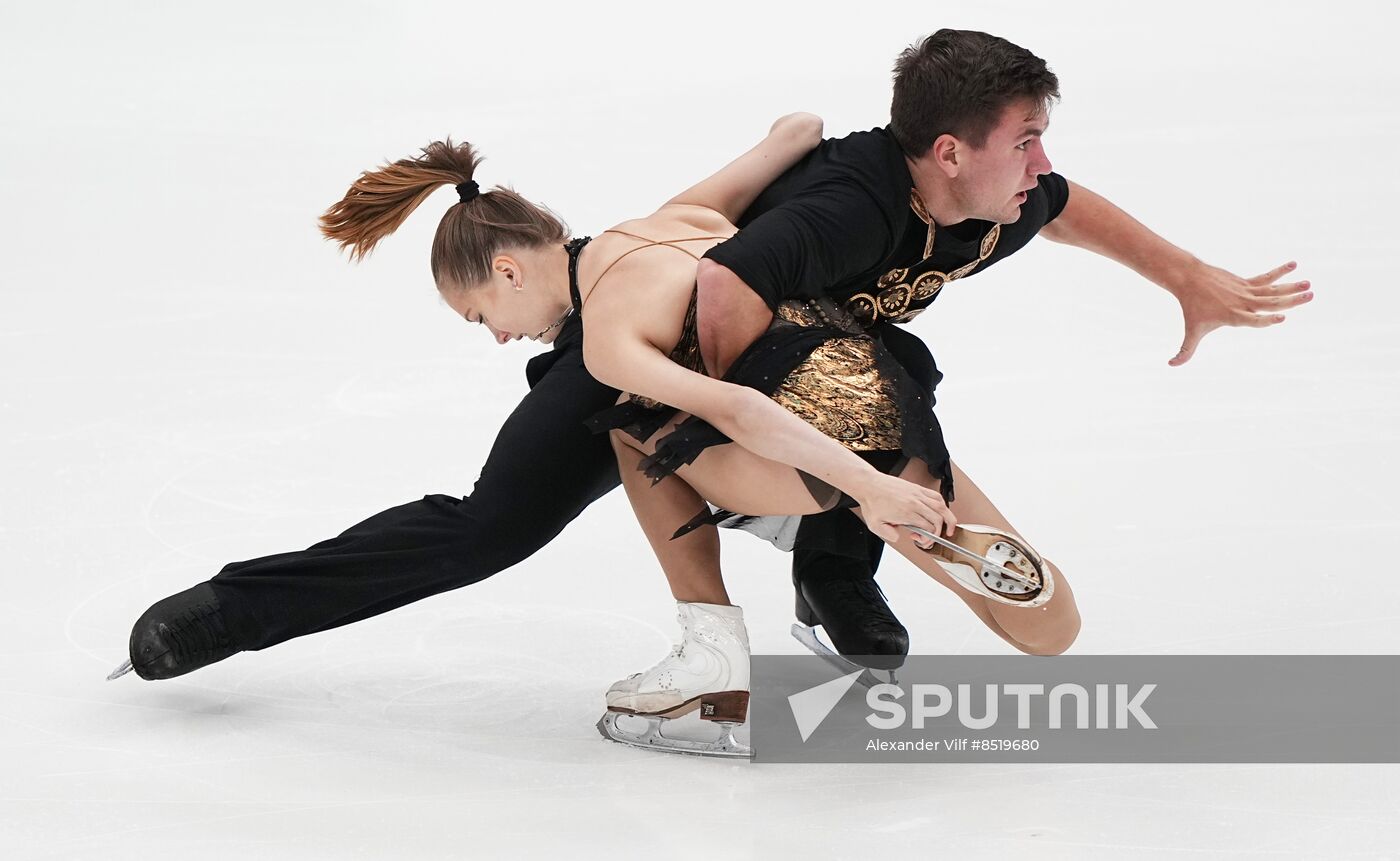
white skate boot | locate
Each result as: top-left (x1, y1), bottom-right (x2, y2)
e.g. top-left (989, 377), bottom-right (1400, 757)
top-left (902, 523), bottom-right (1055, 607)
top-left (597, 601), bottom-right (751, 758)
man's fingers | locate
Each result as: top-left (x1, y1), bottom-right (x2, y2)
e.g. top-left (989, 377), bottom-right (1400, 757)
top-left (1245, 313), bottom-right (1286, 328)
top-left (1246, 261), bottom-right (1298, 286)
top-left (1169, 326), bottom-right (1206, 367)
top-left (1247, 289), bottom-right (1313, 311)
top-left (1249, 279), bottom-right (1311, 300)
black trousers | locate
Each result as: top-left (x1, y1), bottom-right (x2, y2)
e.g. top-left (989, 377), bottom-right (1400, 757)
top-left (208, 317), bottom-right (939, 652)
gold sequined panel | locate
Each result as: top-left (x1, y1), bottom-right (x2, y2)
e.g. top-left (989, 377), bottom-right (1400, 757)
top-left (770, 337), bottom-right (903, 452)
top-left (775, 300), bottom-right (824, 327)
top-left (774, 298), bottom-right (866, 334)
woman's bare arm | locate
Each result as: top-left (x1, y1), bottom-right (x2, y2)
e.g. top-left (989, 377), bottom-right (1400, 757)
top-left (663, 113), bottom-right (822, 225)
top-left (581, 262), bottom-right (953, 541)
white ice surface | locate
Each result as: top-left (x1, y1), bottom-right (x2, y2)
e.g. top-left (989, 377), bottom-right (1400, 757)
top-left (3, 1), bottom-right (1398, 858)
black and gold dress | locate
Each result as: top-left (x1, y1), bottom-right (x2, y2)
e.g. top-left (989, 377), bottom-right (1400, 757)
top-left (572, 229), bottom-right (957, 550)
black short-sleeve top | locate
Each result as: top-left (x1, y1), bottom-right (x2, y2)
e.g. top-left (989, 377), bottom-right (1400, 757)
top-left (703, 126), bottom-right (1069, 322)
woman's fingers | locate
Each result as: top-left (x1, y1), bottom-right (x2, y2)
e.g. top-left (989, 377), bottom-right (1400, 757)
top-left (907, 528), bottom-right (934, 550)
top-left (870, 481), bottom-right (956, 550)
top-left (922, 488), bottom-right (957, 536)
top-left (874, 522), bottom-right (904, 545)
top-left (906, 495), bottom-right (955, 547)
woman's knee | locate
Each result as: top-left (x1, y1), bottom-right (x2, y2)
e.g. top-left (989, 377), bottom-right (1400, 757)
top-left (609, 427), bottom-right (649, 457)
top-left (1011, 559), bottom-right (1081, 656)
top-left (609, 427), bottom-right (636, 457)
top-left (1014, 611), bottom-right (1081, 656)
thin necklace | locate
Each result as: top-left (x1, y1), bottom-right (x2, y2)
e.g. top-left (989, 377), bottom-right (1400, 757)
top-left (534, 307), bottom-right (574, 339)
top-left (535, 237), bottom-right (591, 339)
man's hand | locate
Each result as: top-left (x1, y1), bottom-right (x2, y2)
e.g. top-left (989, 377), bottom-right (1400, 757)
top-left (1041, 181), bottom-right (1313, 366)
top-left (1168, 260), bottom-right (1312, 366)
top-left (696, 259), bottom-right (773, 378)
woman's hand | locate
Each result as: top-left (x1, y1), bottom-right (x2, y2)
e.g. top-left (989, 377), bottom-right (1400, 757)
top-left (854, 472), bottom-right (957, 548)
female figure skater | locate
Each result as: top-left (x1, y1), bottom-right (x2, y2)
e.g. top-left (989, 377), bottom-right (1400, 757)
top-left (316, 118), bottom-right (1079, 755)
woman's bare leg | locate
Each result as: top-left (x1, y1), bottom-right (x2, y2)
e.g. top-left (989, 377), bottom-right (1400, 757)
top-left (610, 431), bottom-right (729, 605)
top-left (609, 417), bottom-right (830, 608)
top-left (849, 459), bottom-right (1081, 656)
top-left (613, 418), bottom-right (1080, 655)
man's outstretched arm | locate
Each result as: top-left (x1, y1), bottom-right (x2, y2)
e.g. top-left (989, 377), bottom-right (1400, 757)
top-left (1039, 180), bottom-right (1313, 366)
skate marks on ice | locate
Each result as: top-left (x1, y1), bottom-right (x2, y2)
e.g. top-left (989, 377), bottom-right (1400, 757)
top-left (330, 356), bottom-right (521, 421)
top-left (89, 601), bottom-right (714, 762)
top-left (74, 379), bottom-right (493, 680)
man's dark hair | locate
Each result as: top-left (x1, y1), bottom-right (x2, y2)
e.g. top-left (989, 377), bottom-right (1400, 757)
top-left (891, 29), bottom-right (1060, 157)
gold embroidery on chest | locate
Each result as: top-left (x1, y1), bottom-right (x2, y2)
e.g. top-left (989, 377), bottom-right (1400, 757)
top-left (845, 190), bottom-right (1001, 326)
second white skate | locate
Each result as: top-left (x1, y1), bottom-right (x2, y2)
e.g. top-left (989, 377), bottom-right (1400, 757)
top-left (598, 601), bottom-right (752, 758)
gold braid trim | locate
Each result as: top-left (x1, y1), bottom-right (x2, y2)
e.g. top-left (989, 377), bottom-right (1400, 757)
top-left (846, 190), bottom-right (1001, 327)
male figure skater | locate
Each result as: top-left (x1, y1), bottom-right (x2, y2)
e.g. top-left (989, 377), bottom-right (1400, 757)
top-left (114, 29), bottom-right (1308, 684)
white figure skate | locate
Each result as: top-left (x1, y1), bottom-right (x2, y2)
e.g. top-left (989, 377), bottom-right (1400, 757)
top-left (597, 601), bottom-right (752, 758)
top-left (901, 523), bottom-right (1054, 607)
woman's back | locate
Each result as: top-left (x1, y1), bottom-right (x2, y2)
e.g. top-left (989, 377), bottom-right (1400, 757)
top-left (578, 204), bottom-right (739, 374)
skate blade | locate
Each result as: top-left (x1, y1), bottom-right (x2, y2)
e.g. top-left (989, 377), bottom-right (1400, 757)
top-left (790, 624), bottom-right (898, 689)
top-left (900, 523), bottom-right (1054, 608)
top-left (106, 660), bottom-right (134, 681)
top-left (597, 711), bottom-right (751, 759)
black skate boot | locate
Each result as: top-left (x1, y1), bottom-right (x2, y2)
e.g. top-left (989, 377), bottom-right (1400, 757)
top-left (792, 572), bottom-right (909, 671)
top-left (107, 583), bottom-right (240, 680)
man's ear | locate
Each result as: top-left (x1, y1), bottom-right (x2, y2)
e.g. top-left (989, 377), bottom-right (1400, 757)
top-left (930, 133), bottom-right (961, 178)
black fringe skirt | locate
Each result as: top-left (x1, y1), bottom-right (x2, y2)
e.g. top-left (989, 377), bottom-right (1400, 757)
top-left (585, 298), bottom-right (954, 551)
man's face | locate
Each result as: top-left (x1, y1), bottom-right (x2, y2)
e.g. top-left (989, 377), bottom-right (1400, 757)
top-left (957, 97), bottom-right (1054, 224)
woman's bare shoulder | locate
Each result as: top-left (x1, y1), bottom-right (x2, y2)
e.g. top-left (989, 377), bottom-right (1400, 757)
top-left (609, 204), bottom-right (737, 241)
top-left (580, 205), bottom-right (736, 308)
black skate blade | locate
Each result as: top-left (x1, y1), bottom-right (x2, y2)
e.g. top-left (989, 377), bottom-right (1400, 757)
top-left (790, 624), bottom-right (898, 689)
top-left (106, 659), bottom-right (134, 681)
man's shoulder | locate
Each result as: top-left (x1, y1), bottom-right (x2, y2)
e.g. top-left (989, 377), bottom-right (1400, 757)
top-left (822, 125), bottom-right (898, 155)
top-left (814, 127), bottom-right (905, 180)
top-left (774, 125), bottom-right (909, 220)
top-left (734, 127), bottom-right (906, 231)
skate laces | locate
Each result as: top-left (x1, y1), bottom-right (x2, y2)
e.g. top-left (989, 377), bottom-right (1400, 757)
top-left (163, 599), bottom-right (231, 660)
top-left (822, 578), bottom-right (903, 633)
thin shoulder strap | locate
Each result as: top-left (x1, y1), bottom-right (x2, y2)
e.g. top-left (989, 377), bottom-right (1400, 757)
top-left (580, 229), bottom-right (729, 307)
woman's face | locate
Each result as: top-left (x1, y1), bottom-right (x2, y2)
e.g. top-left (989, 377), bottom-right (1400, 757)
top-left (439, 253), bottom-right (570, 345)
